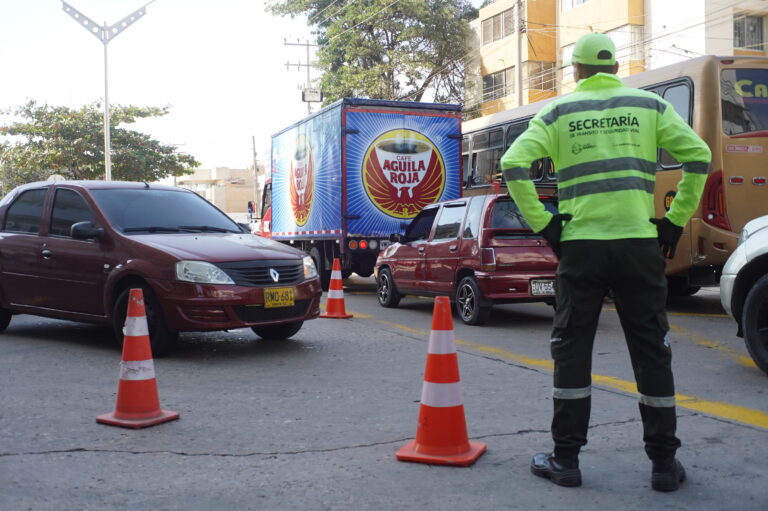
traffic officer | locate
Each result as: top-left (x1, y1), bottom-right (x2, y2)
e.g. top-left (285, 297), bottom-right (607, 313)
top-left (500, 33), bottom-right (711, 491)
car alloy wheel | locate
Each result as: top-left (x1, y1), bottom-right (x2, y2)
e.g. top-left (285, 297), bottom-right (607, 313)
top-left (455, 276), bottom-right (491, 325)
top-left (377, 268), bottom-right (401, 308)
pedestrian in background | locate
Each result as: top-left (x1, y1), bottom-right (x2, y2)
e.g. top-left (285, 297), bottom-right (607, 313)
top-left (500, 32), bottom-right (711, 491)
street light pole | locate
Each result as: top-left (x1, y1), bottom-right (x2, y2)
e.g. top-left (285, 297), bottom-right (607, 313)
top-left (62, 1), bottom-right (156, 181)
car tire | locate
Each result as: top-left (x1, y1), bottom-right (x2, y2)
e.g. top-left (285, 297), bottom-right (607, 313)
top-left (251, 321), bottom-right (303, 340)
top-left (376, 268), bottom-right (401, 308)
top-left (310, 247), bottom-right (331, 291)
top-left (0, 308), bottom-right (11, 333)
top-left (742, 274), bottom-right (768, 376)
top-left (113, 285), bottom-right (178, 357)
top-left (455, 276), bottom-right (492, 325)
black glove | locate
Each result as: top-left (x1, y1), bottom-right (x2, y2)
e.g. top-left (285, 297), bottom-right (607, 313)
top-left (650, 217), bottom-right (683, 259)
top-left (539, 214), bottom-right (573, 258)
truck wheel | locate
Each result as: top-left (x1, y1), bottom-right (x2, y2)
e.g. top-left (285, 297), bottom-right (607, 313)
top-left (310, 247), bottom-right (331, 291)
top-left (455, 276), bottom-right (491, 325)
top-left (0, 308), bottom-right (11, 333)
top-left (742, 274), bottom-right (768, 376)
top-left (377, 268), bottom-right (401, 308)
top-left (252, 321), bottom-right (303, 340)
top-left (113, 286), bottom-right (178, 357)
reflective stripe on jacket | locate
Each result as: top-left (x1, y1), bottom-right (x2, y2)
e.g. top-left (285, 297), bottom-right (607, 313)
top-left (500, 73), bottom-right (712, 240)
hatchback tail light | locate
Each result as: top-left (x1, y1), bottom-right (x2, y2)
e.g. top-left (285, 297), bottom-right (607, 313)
top-left (480, 248), bottom-right (496, 271)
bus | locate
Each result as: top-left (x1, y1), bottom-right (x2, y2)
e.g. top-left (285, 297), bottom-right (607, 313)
top-left (461, 55), bottom-right (768, 295)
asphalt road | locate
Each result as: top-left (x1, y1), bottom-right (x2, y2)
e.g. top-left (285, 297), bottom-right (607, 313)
top-left (1, 277), bottom-right (766, 510)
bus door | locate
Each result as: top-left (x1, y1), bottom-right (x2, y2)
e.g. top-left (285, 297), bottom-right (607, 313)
top-left (651, 81), bottom-right (694, 275)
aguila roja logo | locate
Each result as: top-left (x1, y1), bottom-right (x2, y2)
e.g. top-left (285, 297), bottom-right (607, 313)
top-left (289, 134), bottom-right (313, 226)
top-left (362, 129), bottom-right (445, 218)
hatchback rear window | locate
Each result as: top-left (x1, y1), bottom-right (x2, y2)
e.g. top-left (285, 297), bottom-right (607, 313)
top-left (490, 200), bottom-right (557, 229)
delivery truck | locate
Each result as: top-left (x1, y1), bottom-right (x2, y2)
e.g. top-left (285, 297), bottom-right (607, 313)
top-left (256, 98), bottom-right (462, 290)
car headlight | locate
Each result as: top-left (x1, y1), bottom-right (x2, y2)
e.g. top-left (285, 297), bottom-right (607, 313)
top-left (175, 261), bottom-right (235, 284)
top-left (303, 255), bottom-right (318, 280)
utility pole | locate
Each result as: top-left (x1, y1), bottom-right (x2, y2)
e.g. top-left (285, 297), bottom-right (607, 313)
top-left (285, 39), bottom-right (320, 115)
top-left (62, 0), bottom-right (155, 181)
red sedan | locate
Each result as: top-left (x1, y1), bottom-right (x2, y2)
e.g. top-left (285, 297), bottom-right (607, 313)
top-left (0, 181), bottom-right (322, 355)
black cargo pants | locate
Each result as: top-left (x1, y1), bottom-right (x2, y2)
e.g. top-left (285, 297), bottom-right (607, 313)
top-left (550, 238), bottom-right (681, 461)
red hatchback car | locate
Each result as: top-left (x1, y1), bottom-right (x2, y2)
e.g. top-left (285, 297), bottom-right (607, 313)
top-left (0, 181), bottom-right (322, 355)
top-left (374, 193), bottom-right (558, 325)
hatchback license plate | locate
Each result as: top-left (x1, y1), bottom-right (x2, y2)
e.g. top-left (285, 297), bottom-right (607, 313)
top-left (531, 279), bottom-right (555, 296)
top-left (264, 287), bottom-right (295, 308)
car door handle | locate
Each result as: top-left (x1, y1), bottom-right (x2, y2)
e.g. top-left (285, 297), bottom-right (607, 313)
top-left (41, 249), bottom-right (53, 259)
top-left (449, 245), bottom-right (457, 252)
top-left (418, 247), bottom-right (426, 254)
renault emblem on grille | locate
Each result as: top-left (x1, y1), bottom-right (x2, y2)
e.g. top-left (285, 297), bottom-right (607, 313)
top-left (269, 268), bottom-right (280, 282)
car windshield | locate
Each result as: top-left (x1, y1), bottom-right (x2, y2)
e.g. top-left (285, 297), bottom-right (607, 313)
top-left (490, 199), bottom-right (558, 230)
top-left (90, 188), bottom-right (241, 234)
top-left (721, 68), bottom-right (768, 135)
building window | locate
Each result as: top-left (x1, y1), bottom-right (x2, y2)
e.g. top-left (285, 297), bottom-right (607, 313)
top-left (607, 25), bottom-right (644, 62)
top-left (734, 15), bottom-right (765, 51)
top-left (561, 44), bottom-right (574, 82)
top-left (526, 62), bottom-right (556, 91)
top-left (481, 8), bottom-right (514, 45)
top-left (482, 67), bottom-right (515, 102)
top-left (563, 0), bottom-right (591, 10)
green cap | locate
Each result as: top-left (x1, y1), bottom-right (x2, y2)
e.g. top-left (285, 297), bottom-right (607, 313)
top-left (570, 33), bottom-right (616, 66)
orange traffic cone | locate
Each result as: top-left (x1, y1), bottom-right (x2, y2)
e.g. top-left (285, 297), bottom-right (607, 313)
top-left (97, 288), bottom-right (180, 429)
top-left (396, 296), bottom-right (486, 466)
top-left (320, 258), bottom-right (353, 319)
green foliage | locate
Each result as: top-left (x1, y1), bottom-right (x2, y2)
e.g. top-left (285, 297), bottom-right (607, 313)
top-left (0, 100), bottom-right (199, 193)
top-left (266, 0), bottom-right (477, 104)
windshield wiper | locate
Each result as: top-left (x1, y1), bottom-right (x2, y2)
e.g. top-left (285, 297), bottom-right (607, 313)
top-left (178, 225), bottom-right (237, 233)
top-left (123, 226), bottom-right (181, 233)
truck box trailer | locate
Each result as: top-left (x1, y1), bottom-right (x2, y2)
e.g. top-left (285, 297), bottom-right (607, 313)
top-left (258, 98), bottom-right (462, 289)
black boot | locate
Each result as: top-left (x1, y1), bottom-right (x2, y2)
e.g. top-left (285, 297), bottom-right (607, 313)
top-left (651, 458), bottom-right (686, 492)
top-left (530, 452), bottom-right (582, 487)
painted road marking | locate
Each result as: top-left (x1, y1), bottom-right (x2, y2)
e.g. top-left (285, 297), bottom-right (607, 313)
top-left (360, 317), bottom-right (768, 430)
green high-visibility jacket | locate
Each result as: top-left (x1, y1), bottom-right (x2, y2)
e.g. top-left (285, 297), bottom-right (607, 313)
top-left (500, 73), bottom-right (712, 241)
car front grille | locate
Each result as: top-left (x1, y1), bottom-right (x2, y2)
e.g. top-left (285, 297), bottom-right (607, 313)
top-left (217, 260), bottom-right (304, 286)
top-left (232, 299), bottom-right (312, 322)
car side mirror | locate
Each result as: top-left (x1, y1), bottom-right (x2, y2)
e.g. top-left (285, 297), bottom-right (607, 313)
top-left (389, 233), bottom-right (402, 243)
top-left (71, 221), bottom-right (104, 240)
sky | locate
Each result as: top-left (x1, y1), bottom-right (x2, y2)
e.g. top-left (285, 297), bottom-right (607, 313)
top-left (0, 0), bottom-right (328, 170)
top-left (0, 0), bottom-right (485, 172)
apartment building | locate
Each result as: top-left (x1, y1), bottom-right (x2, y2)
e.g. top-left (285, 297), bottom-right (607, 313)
top-left (468, 0), bottom-right (768, 116)
top-left (175, 166), bottom-right (263, 217)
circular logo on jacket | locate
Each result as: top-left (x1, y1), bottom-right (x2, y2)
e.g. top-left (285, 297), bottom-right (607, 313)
top-left (362, 129), bottom-right (445, 218)
top-left (290, 134), bottom-right (313, 226)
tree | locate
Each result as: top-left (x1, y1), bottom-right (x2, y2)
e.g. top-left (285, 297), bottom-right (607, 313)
top-left (267, 0), bottom-right (477, 104)
top-left (0, 100), bottom-right (199, 192)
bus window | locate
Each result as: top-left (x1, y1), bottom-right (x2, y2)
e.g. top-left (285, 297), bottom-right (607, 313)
top-left (506, 122), bottom-right (528, 148)
top-left (470, 128), bottom-right (504, 187)
top-left (721, 68), bottom-right (768, 135)
top-left (659, 83), bottom-right (692, 169)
